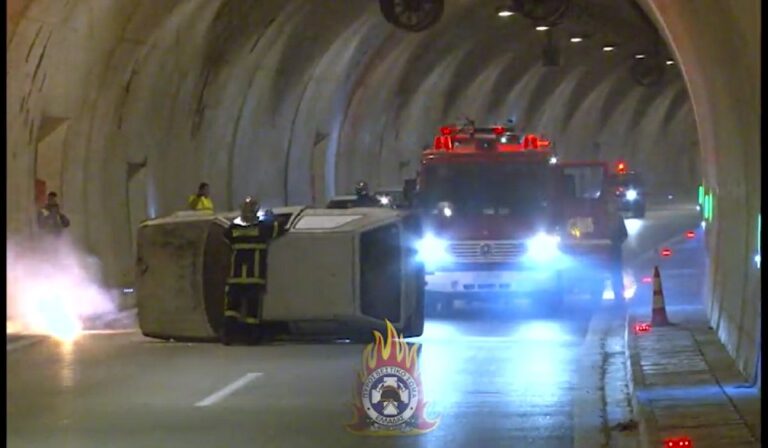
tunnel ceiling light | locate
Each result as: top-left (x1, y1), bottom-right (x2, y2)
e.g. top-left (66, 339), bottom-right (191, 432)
top-left (570, 37), bottom-right (584, 43)
top-left (535, 25), bottom-right (550, 31)
top-left (666, 59), bottom-right (675, 65)
top-left (635, 53), bottom-right (647, 59)
top-left (497, 8), bottom-right (515, 17)
top-left (602, 45), bottom-right (616, 52)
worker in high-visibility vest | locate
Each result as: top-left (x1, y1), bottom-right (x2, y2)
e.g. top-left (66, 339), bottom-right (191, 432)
top-left (220, 197), bottom-right (286, 345)
top-left (188, 182), bottom-right (214, 212)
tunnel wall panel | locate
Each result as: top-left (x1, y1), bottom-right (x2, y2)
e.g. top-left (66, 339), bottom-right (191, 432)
top-left (641, 0), bottom-right (760, 379)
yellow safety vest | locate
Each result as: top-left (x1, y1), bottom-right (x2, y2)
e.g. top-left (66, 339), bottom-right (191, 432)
top-left (188, 195), bottom-right (214, 212)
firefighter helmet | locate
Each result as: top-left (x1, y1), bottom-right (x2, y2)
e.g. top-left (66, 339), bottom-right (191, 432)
top-left (240, 197), bottom-right (260, 224)
top-left (355, 180), bottom-right (370, 198)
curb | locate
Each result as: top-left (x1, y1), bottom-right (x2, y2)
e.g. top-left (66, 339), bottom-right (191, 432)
top-left (625, 312), bottom-right (653, 448)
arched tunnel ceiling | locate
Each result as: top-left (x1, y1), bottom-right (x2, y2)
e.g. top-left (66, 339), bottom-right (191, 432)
top-left (7, 0), bottom-right (698, 285)
top-left (6, 0), bottom-right (760, 392)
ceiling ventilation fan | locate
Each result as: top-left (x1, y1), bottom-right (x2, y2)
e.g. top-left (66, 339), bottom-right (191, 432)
top-left (511, 0), bottom-right (570, 23)
top-left (379, 0), bottom-right (445, 32)
top-left (630, 37), bottom-right (666, 87)
top-left (630, 56), bottom-right (665, 87)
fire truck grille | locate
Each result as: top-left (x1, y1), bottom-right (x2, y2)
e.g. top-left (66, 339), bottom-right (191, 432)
top-left (447, 241), bottom-right (526, 262)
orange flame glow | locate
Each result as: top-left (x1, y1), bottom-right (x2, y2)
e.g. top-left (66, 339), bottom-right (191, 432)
top-left (346, 320), bottom-right (440, 435)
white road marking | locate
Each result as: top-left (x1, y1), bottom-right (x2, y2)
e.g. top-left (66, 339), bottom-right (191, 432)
top-left (6, 337), bottom-right (45, 351)
top-left (195, 373), bottom-right (263, 407)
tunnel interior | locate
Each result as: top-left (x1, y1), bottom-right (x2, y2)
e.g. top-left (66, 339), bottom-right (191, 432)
top-left (6, 0), bottom-right (759, 381)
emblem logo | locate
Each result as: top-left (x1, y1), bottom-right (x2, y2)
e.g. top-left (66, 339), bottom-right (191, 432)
top-left (480, 243), bottom-right (493, 257)
top-left (346, 320), bottom-right (439, 435)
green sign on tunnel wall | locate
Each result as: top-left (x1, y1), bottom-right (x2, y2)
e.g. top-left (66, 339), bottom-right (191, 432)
top-left (703, 193), bottom-right (710, 221)
top-left (698, 185), bottom-right (704, 205)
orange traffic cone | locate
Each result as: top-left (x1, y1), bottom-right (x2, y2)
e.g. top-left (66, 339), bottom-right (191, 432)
top-left (651, 266), bottom-right (670, 326)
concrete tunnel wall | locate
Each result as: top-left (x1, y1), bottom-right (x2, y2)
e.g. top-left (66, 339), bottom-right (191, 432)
top-left (639, 0), bottom-right (761, 382)
top-left (5, 1), bottom-right (756, 378)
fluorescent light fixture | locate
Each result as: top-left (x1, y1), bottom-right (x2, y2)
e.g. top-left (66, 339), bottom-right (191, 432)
top-left (635, 53), bottom-right (646, 59)
top-left (602, 45), bottom-right (616, 52)
top-left (498, 10), bottom-right (514, 17)
top-left (666, 59), bottom-right (675, 65)
top-left (535, 25), bottom-right (550, 31)
top-left (570, 37), bottom-right (583, 43)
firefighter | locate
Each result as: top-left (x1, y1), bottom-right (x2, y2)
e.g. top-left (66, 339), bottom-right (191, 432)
top-left (605, 194), bottom-right (628, 305)
top-left (188, 182), bottom-right (214, 212)
top-left (37, 192), bottom-right (70, 236)
top-left (220, 197), bottom-right (286, 345)
top-left (352, 180), bottom-right (380, 207)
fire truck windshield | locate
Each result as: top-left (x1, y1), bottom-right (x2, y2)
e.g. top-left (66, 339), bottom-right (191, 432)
top-left (419, 162), bottom-right (552, 215)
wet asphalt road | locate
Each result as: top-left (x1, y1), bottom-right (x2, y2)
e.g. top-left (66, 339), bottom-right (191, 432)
top-left (7, 203), bottom-right (702, 448)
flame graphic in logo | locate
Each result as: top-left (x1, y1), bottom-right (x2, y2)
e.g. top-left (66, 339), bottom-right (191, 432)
top-left (346, 320), bottom-right (440, 435)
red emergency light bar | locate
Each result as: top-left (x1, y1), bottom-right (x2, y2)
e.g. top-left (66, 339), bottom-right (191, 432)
top-left (685, 230), bottom-right (695, 239)
top-left (617, 161), bottom-right (627, 174)
top-left (664, 436), bottom-right (692, 447)
top-left (433, 135), bottom-right (453, 150)
top-left (431, 126), bottom-right (552, 152)
top-left (661, 247), bottom-right (673, 257)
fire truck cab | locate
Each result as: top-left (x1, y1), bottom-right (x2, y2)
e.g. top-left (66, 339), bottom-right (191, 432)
top-left (412, 124), bottom-right (616, 314)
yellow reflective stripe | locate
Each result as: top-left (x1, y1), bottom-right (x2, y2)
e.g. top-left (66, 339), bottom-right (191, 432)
top-left (232, 243), bottom-right (267, 250)
top-left (224, 310), bottom-right (241, 318)
top-left (229, 252), bottom-right (237, 277)
top-left (244, 317), bottom-right (260, 324)
top-left (232, 228), bottom-right (260, 237)
top-left (227, 277), bottom-right (265, 285)
top-left (272, 222), bottom-right (279, 238)
top-left (253, 249), bottom-right (260, 270)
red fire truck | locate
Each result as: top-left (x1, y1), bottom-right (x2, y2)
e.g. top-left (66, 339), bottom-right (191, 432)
top-left (412, 123), bottom-right (617, 314)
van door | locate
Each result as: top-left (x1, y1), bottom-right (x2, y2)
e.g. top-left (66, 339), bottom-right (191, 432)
top-left (557, 161), bottom-right (610, 240)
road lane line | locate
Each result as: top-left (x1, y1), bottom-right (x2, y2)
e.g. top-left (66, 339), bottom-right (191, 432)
top-left (195, 372), bottom-right (263, 407)
top-left (6, 336), bottom-right (45, 351)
